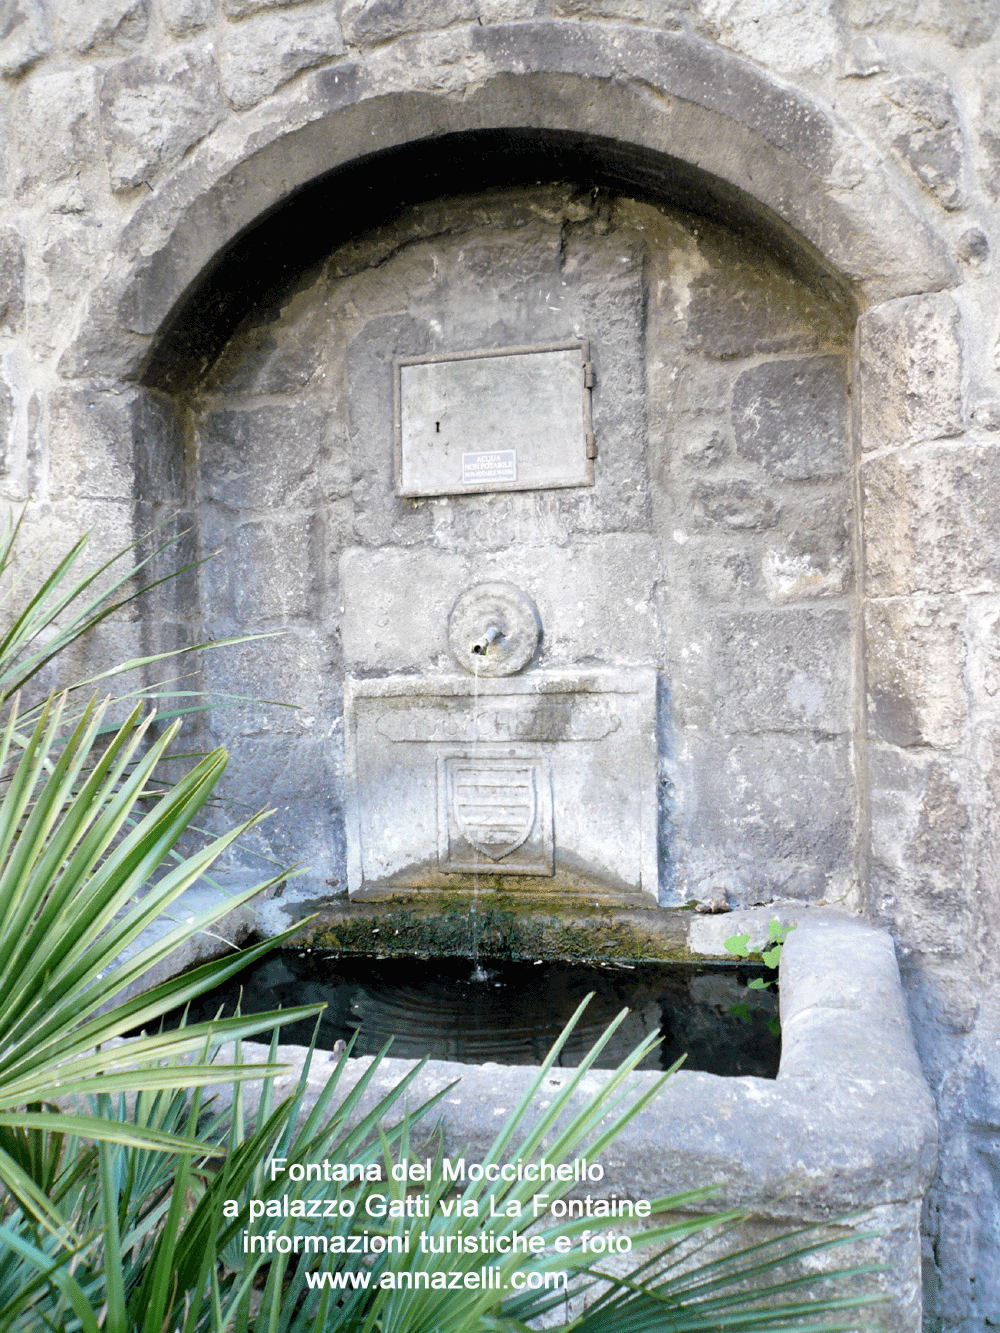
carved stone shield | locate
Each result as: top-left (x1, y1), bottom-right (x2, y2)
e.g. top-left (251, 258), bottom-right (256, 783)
top-left (450, 760), bottom-right (536, 860)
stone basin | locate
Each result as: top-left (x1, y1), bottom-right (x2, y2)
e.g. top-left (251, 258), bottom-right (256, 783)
top-left (172, 905), bottom-right (934, 1331)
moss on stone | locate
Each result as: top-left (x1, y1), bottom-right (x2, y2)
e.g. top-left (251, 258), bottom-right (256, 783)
top-left (298, 895), bottom-right (696, 964)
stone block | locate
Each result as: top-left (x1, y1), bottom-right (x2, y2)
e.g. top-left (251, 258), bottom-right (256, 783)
top-left (47, 387), bottom-right (135, 502)
top-left (344, 668), bottom-right (658, 903)
top-left (199, 510), bottom-right (322, 627)
top-left (341, 0), bottom-right (476, 46)
top-left (762, 498), bottom-right (853, 602)
top-left (51, 0), bottom-right (147, 52)
top-left (696, 0), bottom-right (842, 75)
top-left (11, 69), bottom-right (99, 196)
top-left (198, 402), bottom-right (330, 509)
top-left (733, 355), bottom-right (849, 480)
top-left (862, 444), bottom-right (1000, 597)
top-left (0, 368), bottom-right (14, 476)
top-left (869, 744), bottom-right (970, 958)
top-left (199, 630), bottom-right (328, 736)
top-left (680, 607), bottom-right (851, 734)
top-left (25, 217), bottom-right (109, 360)
top-left (219, 8), bottom-right (345, 108)
top-left (203, 295), bottom-right (328, 395)
top-left (671, 733), bottom-right (854, 902)
top-left (858, 294), bottom-right (963, 451)
top-left (338, 536), bottom-right (664, 673)
top-left (207, 733), bottom-right (341, 872)
top-left (683, 537), bottom-right (762, 601)
top-left (879, 74), bottom-right (965, 210)
top-left (865, 597), bottom-right (966, 748)
top-left (46, 386), bottom-right (184, 506)
top-left (967, 595), bottom-right (1000, 708)
top-left (160, 0), bottom-right (213, 32)
top-left (976, 69), bottom-right (1000, 202)
top-left (679, 223), bottom-right (848, 361)
top-left (0, 0), bottom-right (50, 75)
top-left (691, 478), bottom-right (780, 530)
top-left (848, 0), bottom-right (998, 44)
top-left (99, 46), bottom-right (225, 192)
top-left (12, 501), bottom-right (141, 616)
top-left (0, 230), bottom-right (24, 336)
top-left (221, 0), bottom-right (311, 16)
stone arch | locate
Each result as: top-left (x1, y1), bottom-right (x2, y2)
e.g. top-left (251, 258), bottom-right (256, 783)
top-left (60, 23), bottom-right (956, 384)
top-left (72, 21), bottom-right (963, 914)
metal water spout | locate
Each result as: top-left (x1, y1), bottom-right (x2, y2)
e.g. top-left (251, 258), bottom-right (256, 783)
top-left (471, 624), bottom-right (503, 656)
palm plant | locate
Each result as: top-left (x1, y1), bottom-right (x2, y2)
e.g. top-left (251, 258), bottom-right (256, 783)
top-left (0, 1005), bottom-right (883, 1331)
top-left (0, 512), bottom-right (320, 1229)
top-left (0, 514), bottom-right (884, 1330)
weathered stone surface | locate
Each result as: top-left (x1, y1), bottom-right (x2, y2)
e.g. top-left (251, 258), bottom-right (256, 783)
top-left (11, 69), bottom-right (99, 195)
top-left (198, 402), bottom-right (331, 509)
top-left (975, 70), bottom-right (1000, 202)
top-left (0, 368), bottom-right (14, 476)
top-left (677, 606), bottom-right (851, 734)
top-left (25, 217), bottom-right (107, 358)
top-left (47, 385), bottom-right (185, 505)
top-left (880, 74), bottom-right (965, 210)
top-left (219, 9), bottom-right (346, 110)
top-left (553, 0), bottom-right (685, 20)
top-left (48, 387), bottom-right (134, 502)
top-left (207, 733), bottom-right (341, 869)
top-left (762, 499), bottom-right (852, 601)
top-left (858, 295), bottom-right (963, 452)
top-left (199, 511), bottom-right (322, 626)
top-left (935, 0), bottom-right (1000, 45)
top-left (865, 597), bottom-right (966, 748)
top-left (0, 0), bottom-right (50, 75)
top-left (679, 225), bottom-right (848, 360)
top-left (967, 595), bottom-right (1000, 709)
top-left (869, 745), bottom-right (972, 988)
top-left (673, 734), bottom-right (854, 900)
top-left (0, 229), bottom-right (24, 334)
top-left (341, 0), bottom-right (476, 47)
top-left (696, 0), bottom-right (842, 75)
top-left (682, 536), bottom-right (761, 601)
top-left (197, 620), bottom-right (328, 734)
top-left (221, 0), bottom-right (311, 17)
top-left (733, 355), bottom-right (848, 480)
top-left (848, 0), bottom-right (998, 44)
top-left (863, 445), bottom-right (1000, 597)
top-left (159, 0), bottom-right (212, 32)
top-left (339, 536), bottom-right (664, 672)
top-left (203, 296), bottom-right (327, 395)
top-left (691, 478), bottom-right (780, 529)
top-left (51, 0), bottom-right (147, 52)
top-left (100, 47), bottom-right (224, 192)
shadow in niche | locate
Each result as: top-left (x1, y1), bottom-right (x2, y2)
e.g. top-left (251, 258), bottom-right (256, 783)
top-left (140, 126), bottom-right (854, 395)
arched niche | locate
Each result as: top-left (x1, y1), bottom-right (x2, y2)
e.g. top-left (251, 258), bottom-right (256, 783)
top-left (132, 126), bottom-right (863, 906)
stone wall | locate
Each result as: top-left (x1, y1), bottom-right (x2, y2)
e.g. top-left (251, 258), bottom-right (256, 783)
top-left (3, 0), bottom-right (1000, 1326)
top-left (187, 184), bottom-right (853, 902)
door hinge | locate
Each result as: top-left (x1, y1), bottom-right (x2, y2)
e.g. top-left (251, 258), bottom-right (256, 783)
top-left (583, 361), bottom-right (596, 389)
top-left (586, 433), bottom-right (598, 459)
